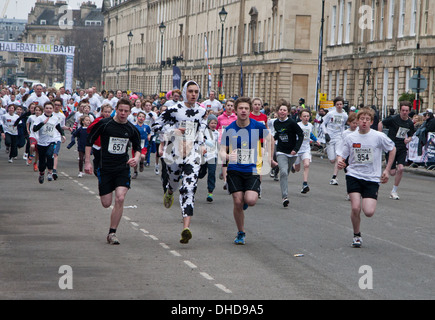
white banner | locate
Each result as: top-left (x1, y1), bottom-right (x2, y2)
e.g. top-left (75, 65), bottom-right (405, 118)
top-left (0, 41), bottom-right (75, 56)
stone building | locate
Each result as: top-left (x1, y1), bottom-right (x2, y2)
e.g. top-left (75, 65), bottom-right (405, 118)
top-left (102, 0), bottom-right (323, 106)
top-left (324, 0), bottom-right (435, 116)
top-left (21, 0), bottom-right (104, 89)
top-left (0, 18), bottom-right (27, 85)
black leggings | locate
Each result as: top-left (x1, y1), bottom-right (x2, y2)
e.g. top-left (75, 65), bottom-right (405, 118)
top-left (37, 143), bottom-right (55, 173)
top-left (5, 133), bottom-right (18, 159)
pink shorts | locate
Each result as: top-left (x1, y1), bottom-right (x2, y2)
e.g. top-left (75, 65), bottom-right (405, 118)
top-left (29, 137), bottom-right (38, 146)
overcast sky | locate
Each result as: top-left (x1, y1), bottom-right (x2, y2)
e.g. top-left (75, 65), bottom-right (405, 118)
top-left (2, 0), bottom-right (103, 20)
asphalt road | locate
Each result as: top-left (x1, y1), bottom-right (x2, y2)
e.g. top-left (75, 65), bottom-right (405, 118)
top-left (1, 138), bottom-right (434, 301)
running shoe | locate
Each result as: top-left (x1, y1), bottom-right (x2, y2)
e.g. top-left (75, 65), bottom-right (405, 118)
top-left (301, 184), bottom-right (310, 194)
top-left (23, 153), bottom-right (28, 160)
top-left (132, 171), bottom-right (138, 179)
top-left (33, 162), bottom-right (38, 172)
top-left (207, 193), bottom-right (213, 202)
top-left (163, 190), bottom-right (174, 208)
top-left (390, 192), bottom-right (400, 200)
top-left (52, 169), bottom-right (58, 180)
top-left (282, 198), bottom-right (289, 207)
top-left (8, 158), bottom-right (13, 163)
top-left (180, 228), bottom-right (192, 244)
top-left (38, 173), bottom-right (44, 184)
top-left (155, 165), bottom-right (160, 175)
top-left (352, 236), bottom-right (362, 248)
top-left (243, 203), bottom-right (248, 210)
top-left (78, 172), bottom-right (84, 178)
top-left (107, 233), bottom-right (120, 245)
top-left (139, 161), bottom-right (144, 172)
top-left (234, 231), bottom-right (246, 245)
top-left (330, 178), bottom-right (338, 185)
top-left (47, 173), bottom-right (53, 181)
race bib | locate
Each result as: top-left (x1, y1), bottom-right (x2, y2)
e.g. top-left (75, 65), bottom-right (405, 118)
top-left (42, 123), bottom-right (55, 137)
top-left (302, 129), bottom-right (310, 140)
top-left (333, 115), bottom-right (343, 125)
top-left (353, 148), bottom-right (373, 164)
top-left (237, 149), bottom-right (255, 165)
top-left (108, 137), bottom-right (128, 154)
top-left (396, 127), bottom-right (410, 139)
top-left (180, 121), bottom-right (197, 141)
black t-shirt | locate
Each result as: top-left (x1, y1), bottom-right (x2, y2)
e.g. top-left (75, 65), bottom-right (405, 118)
top-left (87, 117), bottom-right (141, 172)
top-left (273, 117), bottom-right (304, 154)
top-left (382, 114), bottom-right (415, 149)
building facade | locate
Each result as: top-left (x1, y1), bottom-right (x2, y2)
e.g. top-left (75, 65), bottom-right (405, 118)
top-left (0, 18), bottom-right (27, 85)
top-left (102, 0), bottom-right (323, 106)
top-left (324, 0), bottom-right (435, 116)
top-left (21, 0), bottom-right (104, 89)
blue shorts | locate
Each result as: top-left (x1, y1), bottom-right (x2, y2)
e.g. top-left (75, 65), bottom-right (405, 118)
top-left (53, 141), bottom-right (62, 155)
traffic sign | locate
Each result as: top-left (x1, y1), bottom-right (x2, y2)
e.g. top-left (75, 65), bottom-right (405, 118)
top-left (409, 74), bottom-right (428, 93)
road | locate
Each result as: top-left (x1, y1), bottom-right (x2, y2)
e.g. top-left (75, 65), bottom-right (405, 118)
top-left (1, 138), bottom-right (434, 301)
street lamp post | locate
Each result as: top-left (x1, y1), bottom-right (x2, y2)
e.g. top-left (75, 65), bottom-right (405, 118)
top-left (159, 21), bottom-right (166, 96)
top-left (127, 31), bottom-right (133, 91)
top-left (102, 37), bottom-right (107, 90)
top-left (218, 6), bottom-right (228, 100)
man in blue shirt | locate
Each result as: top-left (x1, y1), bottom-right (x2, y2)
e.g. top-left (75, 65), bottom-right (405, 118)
top-left (220, 97), bottom-right (277, 245)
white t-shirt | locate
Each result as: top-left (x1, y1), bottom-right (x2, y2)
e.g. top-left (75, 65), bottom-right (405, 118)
top-left (321, 110), bottom-right (348, 141)
top-left (53, 111), bottom-right (66, 142)
top-left (204, 99), bottom-right (223, 114)
top-left (33, 114), bottom-right (61, 146)
top-left (1, 113), bottom-right (19, 135)
top-left (27, 114), bottom-right (39, 140)
top-left (297, 122), bottom-right (314, 154)
top-left (339, 129), bottom-right (395, 183)
top-left (25, 93), bottom-right (50, 109)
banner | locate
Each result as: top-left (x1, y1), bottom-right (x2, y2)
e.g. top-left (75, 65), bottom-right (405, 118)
top-left (425, 132), bottom-right (435, 164)
top-left (173, 66), bottom-right (181, 90)
top-left (64, 55), bottom-right (74, 92)
top-left (204, 36), bottom-right (212, 97)
top-left (0, 41), bottom-right (75, 56)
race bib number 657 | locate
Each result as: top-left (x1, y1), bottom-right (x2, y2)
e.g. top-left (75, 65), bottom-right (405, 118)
top-left (108, 137), bottom-right (128, 154)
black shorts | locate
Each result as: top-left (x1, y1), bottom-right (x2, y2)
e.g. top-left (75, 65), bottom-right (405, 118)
top-left (346, 175), bottom-right (380, 200)
top-left (97, 167), bottom-right (131, 196)
top-left (227, 170), bottom-right (261, 194)
top-left (386, 148), bottom-right (407, 170)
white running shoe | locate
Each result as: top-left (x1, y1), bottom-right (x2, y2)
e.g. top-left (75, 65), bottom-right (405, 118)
top-left (330, 178), bottom-right (338, 185)
top-left (352, 236), bottom-right (362, 248)
top-left (390, 192), bottom-right (400, 200)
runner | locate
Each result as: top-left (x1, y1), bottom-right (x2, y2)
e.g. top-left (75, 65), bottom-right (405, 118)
top-left (337, 107), bottom-right (396, 248)
top-left (52, 98), bottom-right (72, 180)
top-left (87, 103), bottom-right (113, 176)
top-left (216, 99), bottom-right (237, 190)
top-left (27, 105), bottom-right (43, 171)
top-left (71, 115), bottom-right (91, 177)
top-left (378, 101), bottom-right (415, 200)
top-left (84, 98), bottom-right (142, 245)
top-left (32, 101), bottom-right (66, 183)
top-left (219, 97), bottom-right (277, 245)
top-left (0, 105), bottom-right (19, 162)
top-left (273, 100), bottom-right (304, 207)
top-left (132, 111), bottom-right (151, 179)
top-left (293, 109), bottom-right (321, 194)
top-left (151, 80), bottom-right (207, 244)
top-left (321, 96), bottom-right (348, 185)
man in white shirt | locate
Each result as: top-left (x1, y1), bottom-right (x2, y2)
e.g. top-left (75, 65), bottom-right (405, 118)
top-left (86, 87), bottom-right (102, 114)
top-left (204, 90), bottom-right (223, 116)
top-left (321, 96), bottom-right (348, 185)
top-left (25, 84), bottom-right (50, 109)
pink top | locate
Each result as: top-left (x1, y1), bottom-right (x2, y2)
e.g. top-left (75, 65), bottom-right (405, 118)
top-left (217, 112), bottom-right (237, 143)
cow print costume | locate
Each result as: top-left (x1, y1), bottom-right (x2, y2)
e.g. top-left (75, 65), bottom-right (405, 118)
top-left (152, 81), bottom-right (207, 218)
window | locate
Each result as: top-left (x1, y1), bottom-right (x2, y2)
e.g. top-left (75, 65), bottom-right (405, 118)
top-left (345, 2), bottom-right (352, 44)
top-left (387, 0), bottom-right (395, 39)
top-left (379, 0), bottom-right (385, 40)
top-left (40, 20), bottom-right (46, 25)
top-left (410, 0), bottom-right (417, 36)
top-left (330, 6), bottom-right (337, 45)
top-left (338, 0), bottom-right (344, 45)
top-left (398, 0), bottom-right (405, 38)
